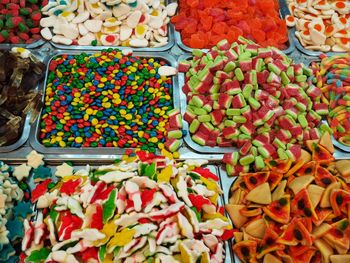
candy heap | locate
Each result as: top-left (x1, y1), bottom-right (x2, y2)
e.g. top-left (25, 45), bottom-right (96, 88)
top-left (0, 48), bottom-right (44, 147)
top-left (23, 151), bottom-right (233, 262)
top-left (0, 155), bottom-right (36, 261)
top-left (226, 132), bottom-right (350, 263)
top-left (40, 0), bottom-right (177, 47)
top-left (286, 0), bottom-right (350, 52)
top-left (40, 49), bottom-right (182, 153)
top-left (0, 0), bottom-right (45, 44)
top-left (179, 38), bottom-right (327, 175)
top-left (311, 54), bottom-right (350, 147)
top-left (172, 0), bottom-right (288, 49)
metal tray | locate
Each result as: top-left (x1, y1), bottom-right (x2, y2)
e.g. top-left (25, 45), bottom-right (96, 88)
top-left (0, 40), bottom-right (45, 50)
top-left (2, 160), bottom-right (234, 263)
top-left (48, 0), bottom-right (176, 52)
top-left (30, 50), bottom-right (181, 155)
top-left (0, 48), bottom-right (47, 153)
top-left (178, 53), bottom-right (240, 154)
top-left (279, 0), bottom-right (349, 57)
top-left (174, 5), bottom-right (295, 55)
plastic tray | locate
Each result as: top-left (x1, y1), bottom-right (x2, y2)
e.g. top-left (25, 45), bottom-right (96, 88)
top-left (30, 50), bottom-right (180, 155)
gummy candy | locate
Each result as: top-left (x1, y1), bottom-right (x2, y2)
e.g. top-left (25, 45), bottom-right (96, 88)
top-left (172, 0), bottom-right (288, 49)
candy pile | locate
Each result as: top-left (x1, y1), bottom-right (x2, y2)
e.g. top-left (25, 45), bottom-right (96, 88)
top-left (172, 0), bottom-right (288, 49)
top-left (0, 48), bottom-right (44, 147)
top-left (0, 0), bottom-right (45, 44)
top-left (227, 133), bottom-right (350, 263)
top-left (0, 156), bottom-right (36, 262)
top-left (40, 0), bottom-right (177, 47)
top-left (23, 151), bottom-right (233, 262)
top-left (179, 38), bottom-right (328, 175)
top-left (286, 0), bottom-right (350, 52)
top-left (311, 54), bottom-right (350, 147)
top-left (40, 49), bottom-right (181, 152)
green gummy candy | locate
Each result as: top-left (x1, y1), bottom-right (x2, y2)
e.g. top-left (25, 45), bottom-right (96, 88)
top-left (233, 115), bottom-right (247, 123)
top-left (5, 19), bottom-right (14, 29)
top-left (268, 63), bottom-right (281, 75)
top-left (0, 20), bottom-right (3, 30)
top-left (235, 68), bottom-right (244, 81)
top-left (248, 97), bottom-right (261, 110)
top-left (226, 164), bottom-right (234, 176)
top-left (168, 130), bottom-right (183, 139)
top-left (238, 51), bottom-right (251, 61)
top-left (281, 71), bottom-right (290, 85)
top-left (192, 49), bottom-right (204, 58)
top-left (189, 119), bottom-right (200, 133)
top-left (193, 107), bottom-right (207, 115)
top-left (18, 23), bottom-right (28, 33)
top-left (287, 66), bottom-right (294, 77)
top-left (103, 190), bottom-right (117, 223)
top-left (224, 120), bottom-right (236, 127)
top-left (0, 30), bottom-right (9, 38)
top-left (26, 248), bottom-right (50, 263)
top-left (243, 84), bottom-right (253, 99)
top-left (296, 75), bottom-right (307, 82)
top-left (226, 109), bottom-right (241, 116)
top-left (255, 156), bottom-right (265, 169)
top-left (297, 114), bottom-right (308, 128)
top-left (239, 154), bottom-right (255, 165)
top-left (191, 96), bottom-right (204, 108)
top-left (224, 61), bottom-right (236, 73)
top-left (198, 114), bottom-right (211, 122)
top-left (273, 138), bottom-right (286, 150)
top-left (277, 148), bottom-right (288, 160)
top-left (20, 8), bottom-right (30, 16)
top-left (320, 123), bottom-right (333, 134)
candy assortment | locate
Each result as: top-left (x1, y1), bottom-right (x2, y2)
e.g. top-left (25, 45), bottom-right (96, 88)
top-left (311, 54), bottom-right (350, 147)
top-left (172, 0), bottom-right (288, 49)
top-left (179, 38), bottom-right (328, 175)
top-left (40, 0), bottom-right (177, 47)
top-left (286, 0), bottom-right (350, 52)
top-left (0, 48), bottom-right (44, 147)
top-left (39, 49), bottom-right (182, 152)
top-left (23, 151), bottom-right (233, 262)
top-left (0, 0), bottom-right (45, 44)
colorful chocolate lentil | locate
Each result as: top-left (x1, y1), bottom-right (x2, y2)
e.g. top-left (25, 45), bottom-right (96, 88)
top-left (311, 54), bottom-right (350, 146)
top-left (0, 0), bottom-right (46, 44)
top-left (40, 49), bottom-right (174, 152)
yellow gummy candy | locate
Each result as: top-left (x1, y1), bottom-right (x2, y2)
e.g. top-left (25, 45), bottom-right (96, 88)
top-left (107, 228), bottom-right (135, 252)
top-left (157, 165), bottom-right (173, 183)
top-left (179, 242), bottom-right (196, 263)
top-left (202, 212), bottom-right (228, 222)
top-left (95, 218), bottom-right (118, 246)
top-left (161, 148), bottom-right (173, 159)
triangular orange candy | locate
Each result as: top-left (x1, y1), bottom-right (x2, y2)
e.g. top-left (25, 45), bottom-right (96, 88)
top-left (324, 219), bottom-right (350, 251)
top-left (295, 161), bottom-right (316, 177)
top-left (257, 227), bottom-right (285, 259)
top-left (312, 208), bottom-right (332, 226)
top-left (292, 247), bottom-right (317, 263)
top-left (267, 171), bottom-right (283, 191)
top-left (291, 189), bottom-right (318, 221)
top-left (312, 143), bottom-right (335, 165)
top-left (278, 217), bottom-right (313, 246)
top-left (263, 195), bottom-right (290, 224)
top-left (330, 189), bottom-right (350, 216)
top-left (265, 159), bottom-right (292, 174)
top-left (233, 240), bottom-right (258, 263)
top-left (242, 171), bottom-right (270, 191)
top-left (314, 165), bottom-right (337, 188)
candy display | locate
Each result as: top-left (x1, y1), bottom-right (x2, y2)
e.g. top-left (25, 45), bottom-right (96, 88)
top-left (0, 161), bottom-right (33, 262)
top-left (172, 0), bottom-right (288, 49)
top-left (0, 0), bottom-right (45, 44)
top-left (0, 48), bottom-right (44, 147)
top-left (226, 134), bottom-right (350, 263)
top-left (286, 0), bottom-right (350, 52)
top-left (311, 54), bottom-right (350, 147)
top-left (23, 151), bottom-right (233, 262)
top-left (179, 38), bottom-right (327, 175)
top-left (40, 0), bottom-right (177, 47)
top-left (39, 49), bottom-right (180, 152)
